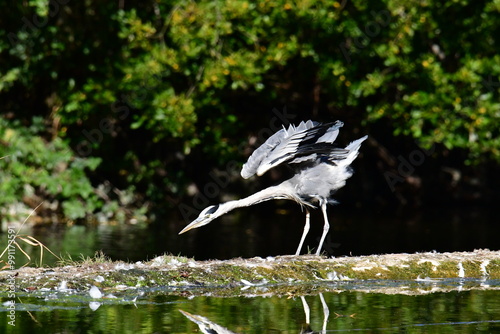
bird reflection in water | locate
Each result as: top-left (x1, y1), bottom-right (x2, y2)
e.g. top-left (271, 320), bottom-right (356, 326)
top-left (300, 293), bottom-right (330, 334)
top-left (179, 309), bottom-right (236, 334)
top-left (179, 293), bottom-right (332, 333)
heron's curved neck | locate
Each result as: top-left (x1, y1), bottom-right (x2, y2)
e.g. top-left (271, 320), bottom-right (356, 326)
top-left (221, 183), bottom-right (295, 215)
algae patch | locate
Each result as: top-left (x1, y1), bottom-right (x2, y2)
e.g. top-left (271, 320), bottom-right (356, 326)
top-left (1, 250), bottom-right (500, 297)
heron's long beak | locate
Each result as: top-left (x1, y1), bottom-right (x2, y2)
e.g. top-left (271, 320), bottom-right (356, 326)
top-left (178, 217), bottom-right (210, 235)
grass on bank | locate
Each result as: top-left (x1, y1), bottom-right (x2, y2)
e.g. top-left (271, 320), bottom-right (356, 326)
top-left (0, 202), bottom-right (62, 269)
top-left (56, 250), bottom-right (112, 267)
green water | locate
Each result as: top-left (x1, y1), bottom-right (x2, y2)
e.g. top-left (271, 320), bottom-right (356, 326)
top-left (2, 207), bottom-right (499, 266)
top-left (2, 281), bottom-right (500, 333)
top-left (1, 206), bottom-right (499, 332)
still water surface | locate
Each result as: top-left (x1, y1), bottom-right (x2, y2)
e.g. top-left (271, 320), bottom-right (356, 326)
top-left (1, 281), bottom-right (500, 333)
top-left (1, 206), bottom-right (499, 333)
top-left (4, 206), bottom-right (499, 265)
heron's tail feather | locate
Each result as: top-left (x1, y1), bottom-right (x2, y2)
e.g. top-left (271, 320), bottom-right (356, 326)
top-left (338, 135), bottom-right (368, 166)
top-left (345, 135), bottom-right (368, 151)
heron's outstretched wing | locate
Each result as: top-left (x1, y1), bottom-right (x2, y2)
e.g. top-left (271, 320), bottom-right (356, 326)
top-left (288, 143), bottom-right (350, 165)
top-left (241, 120), bottom-right (345, 178)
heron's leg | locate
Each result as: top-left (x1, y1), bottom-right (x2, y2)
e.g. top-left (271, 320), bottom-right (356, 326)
top-left (315, 201), bottom-right (330, 256)
top-left (319, 293), bottom-right (330, 332)
top-left (295, 209), bottom-right (310, 256)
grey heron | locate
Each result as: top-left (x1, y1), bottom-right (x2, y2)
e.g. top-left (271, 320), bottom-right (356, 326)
top-left (179, 120), bottom-right (367, 256)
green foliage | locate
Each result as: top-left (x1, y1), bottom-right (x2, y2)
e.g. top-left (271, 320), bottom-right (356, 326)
top-left (0, 118), bottom-right (102, 220)
top-left (111, 0), bottom-right (499, 162)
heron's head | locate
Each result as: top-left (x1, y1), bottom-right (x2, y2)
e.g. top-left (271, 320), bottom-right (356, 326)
top-left (178, 204), bottom-right (221, 234)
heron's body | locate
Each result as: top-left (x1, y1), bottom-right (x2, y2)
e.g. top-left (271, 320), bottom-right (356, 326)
top-left (180, 120), bottom-right (367, 255)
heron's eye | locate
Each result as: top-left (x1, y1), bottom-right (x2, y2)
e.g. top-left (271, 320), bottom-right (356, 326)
top-left (204, 204), bottom-right (219, 216)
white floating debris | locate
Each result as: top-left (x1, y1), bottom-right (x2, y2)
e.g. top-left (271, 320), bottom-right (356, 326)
top-left (115, 284), bottom-right (129, 290)
top-left (241, 279), bottom-right (255, 286)
top-left (480, 281), bottom-right (490, 288)
top-left (151, 256), bottom-right (166, 266)
top-left (240, 278), bottom-right (268, 286)
top-left (136, 276), bottom-right (146, 287)
top-left (326, 271), bottom-right (351, 281)
top-left (58, 280), bottom-right (68, 291)
top-left (115, 263), bottom-right (135, 270)
top-left (169, 258), bottom-right (182, 266)
top-left (327, 271), bottom-right (339, 280)
top-left (89, 301), bottom-right (101, 311)
top-left (457, 262), bottom-right (465, 278)
top-left (94, 275), bottom-right (105, 283)
top-left (480, 260), bottom-right (490, 277)
top-left (416, 276), bottom-right (436, 282)
top-left (89, 285), bottom-right (103, 299)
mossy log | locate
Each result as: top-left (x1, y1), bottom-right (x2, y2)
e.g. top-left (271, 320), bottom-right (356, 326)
top-left (1, 250), bottom-right (499, 297)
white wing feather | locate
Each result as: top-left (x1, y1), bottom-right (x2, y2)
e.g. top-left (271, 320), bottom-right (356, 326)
top-left (241, 121), bottom-right (319, 178)
top-left (241, 120), bottom-right (345, 179)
